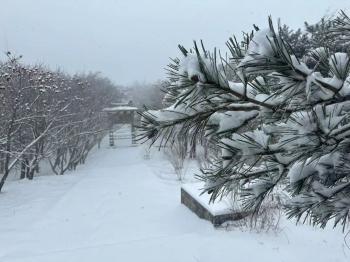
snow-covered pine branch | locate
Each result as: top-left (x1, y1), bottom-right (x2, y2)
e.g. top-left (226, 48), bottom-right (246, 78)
top-left (140, 12), bottom-right (350, 229)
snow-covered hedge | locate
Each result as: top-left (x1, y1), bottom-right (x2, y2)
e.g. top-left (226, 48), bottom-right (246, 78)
top-left (0, 54), bottom-right (122, 191)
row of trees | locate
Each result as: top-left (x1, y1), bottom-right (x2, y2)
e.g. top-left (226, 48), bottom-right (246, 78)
top-left (127, 80), bottom-right (170, 110)
top-left (0, 53), bottom-right (122, 191)
top-left (140, 12), bottom-right (350, 229)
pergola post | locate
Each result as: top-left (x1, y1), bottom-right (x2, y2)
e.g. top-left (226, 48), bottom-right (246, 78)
top-left (131, 111), bottom-right (136, 145)
top-left (109, 129), bottom-right (115, 147)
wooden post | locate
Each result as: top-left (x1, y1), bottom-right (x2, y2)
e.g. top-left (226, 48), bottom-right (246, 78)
top-left (109, 129), bottom-right (115, 147)
top-left (131, 111), bottom-right (136, 145)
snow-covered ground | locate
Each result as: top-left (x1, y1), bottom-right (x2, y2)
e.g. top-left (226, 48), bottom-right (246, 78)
top-left (0, 126), bottom-right (349, 262)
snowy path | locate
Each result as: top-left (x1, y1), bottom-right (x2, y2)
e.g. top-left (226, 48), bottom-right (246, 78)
top-left (0, 129), bottom-right (349, 262)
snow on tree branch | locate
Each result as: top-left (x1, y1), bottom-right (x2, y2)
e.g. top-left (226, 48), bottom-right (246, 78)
top-left (139, 12), bottom-right (350, 229)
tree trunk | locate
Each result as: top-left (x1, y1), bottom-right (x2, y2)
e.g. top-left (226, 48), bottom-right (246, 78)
top-left (20, 159), bottom-right (26, 179)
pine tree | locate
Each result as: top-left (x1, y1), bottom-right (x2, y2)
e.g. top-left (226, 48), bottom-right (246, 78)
top-left (139, 12), bottom-right (350, 229)
top-left (279, 24), bottom-right (311, 58)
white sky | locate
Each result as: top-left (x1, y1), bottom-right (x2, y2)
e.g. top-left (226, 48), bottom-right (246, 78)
top-left (0, 0), bottom-right (349, 85)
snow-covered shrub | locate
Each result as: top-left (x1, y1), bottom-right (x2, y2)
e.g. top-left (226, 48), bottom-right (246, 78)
top-left (222, 194), bottom-right (282, 233)
top-left (0, 54), bottom-right (122, 191)
top-left (163, 141), bottom-right (188, 181)
top-left (139, 12), bottom-right (350, 229)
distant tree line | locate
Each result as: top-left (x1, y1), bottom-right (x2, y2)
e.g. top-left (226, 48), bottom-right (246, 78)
top-left (0, 53), bottom-right (122, 192)
top-left (127, 80), bottom-right (169, 110)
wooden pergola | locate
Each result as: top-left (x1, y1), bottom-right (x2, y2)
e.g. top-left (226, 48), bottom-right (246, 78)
top-left (103, 102), bottom-right (138, 146)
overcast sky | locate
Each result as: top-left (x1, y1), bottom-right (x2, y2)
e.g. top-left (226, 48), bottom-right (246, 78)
top-left (0, 0), bottom-right (349, 86)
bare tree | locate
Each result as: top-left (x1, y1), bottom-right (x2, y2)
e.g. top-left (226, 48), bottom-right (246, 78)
top-left (0, 54), bottom-right (122, 192)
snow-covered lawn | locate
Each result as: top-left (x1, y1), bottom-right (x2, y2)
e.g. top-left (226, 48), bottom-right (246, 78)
top-left (0, 129), bottom-right (349, 262)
